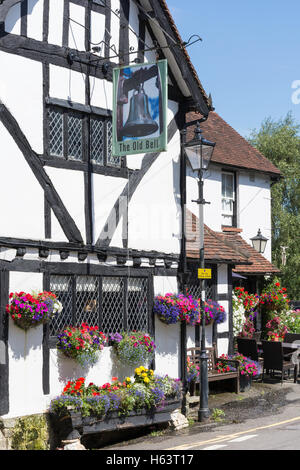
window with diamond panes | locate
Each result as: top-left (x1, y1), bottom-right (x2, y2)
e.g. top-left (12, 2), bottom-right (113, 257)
top-left (76, 276), bottom-right (99, 327)
top-left (68, 113), bottom-right (83, 161)
top-left (48, 107), bottom-right (119, 167)
top-left (49, 275), bottom-right (73, 336)
top-left (49, 108), bottom-right (64, 157)
top-left (127, 278), bottom-right (148, 331)
top-left (102, 277), bottom-right (125, 334)
top-left (49, 275), bottom-right (149, 336)
top-left (90, 118), bottom-right (104, 164)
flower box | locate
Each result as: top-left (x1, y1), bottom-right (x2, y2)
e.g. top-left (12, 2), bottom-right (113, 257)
top-left (50, 399), bottom-right (181, 445)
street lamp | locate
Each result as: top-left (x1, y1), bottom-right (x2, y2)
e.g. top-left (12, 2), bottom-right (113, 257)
top-left (184, 120), bottom-right (215, 422)
top-left (250, 229), bottom-right (268, 254)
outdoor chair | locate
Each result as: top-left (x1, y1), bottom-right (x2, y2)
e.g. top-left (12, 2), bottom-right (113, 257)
top-left (237, 337), bottom-right (262, 362)
top-left (252, 331), bottom-right (262, 342)
top-left (261, 340), bottom-right (298, 384)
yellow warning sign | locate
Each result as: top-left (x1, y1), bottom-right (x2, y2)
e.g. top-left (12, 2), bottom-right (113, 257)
top-left (198, 269), bottom-right (212, 279)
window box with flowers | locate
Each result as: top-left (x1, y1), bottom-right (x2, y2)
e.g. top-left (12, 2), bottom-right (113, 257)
top-left (6, 291), bottom-right (63, 331)
top-left (49, 372), bottom-right (182, 448)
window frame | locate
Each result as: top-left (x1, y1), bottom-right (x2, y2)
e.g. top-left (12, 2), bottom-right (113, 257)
top-left (221, 170), bottom-right (237, 227)
top-left (46, 272), bottom-right (154, 346)
top-left (47, 104), bottom-right (120, 167)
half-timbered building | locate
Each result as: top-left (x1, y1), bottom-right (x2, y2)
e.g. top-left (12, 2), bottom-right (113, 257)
top-left (0, 0), bottom-right (217, 419)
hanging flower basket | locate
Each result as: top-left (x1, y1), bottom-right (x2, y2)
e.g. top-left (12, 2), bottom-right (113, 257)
top-left (57, 323), bottom-right (107, 367)
top-left (6, 291), bottom-right (63, 331)
top-left (153, 293), bottom-right (227, 327)
top-left (110, 331), bottom-right (156, 367)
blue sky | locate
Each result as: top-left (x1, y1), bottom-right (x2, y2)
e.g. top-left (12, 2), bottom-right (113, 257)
top-left (168, 0), bottom-right (300, 138)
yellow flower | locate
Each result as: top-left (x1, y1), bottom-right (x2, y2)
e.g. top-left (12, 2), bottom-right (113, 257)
top-left (144, 377), bottom-right (150, 383)
top-left (126, 377), bottom-right (131, 382)
top-left (150, 369), bottom-right (154, 375)
top-left (140, 366), bottom-right (145, 371)
top-left (135, 368), bottom-right (141, 374)
top-left (142, 373), bottom-right (147, 377)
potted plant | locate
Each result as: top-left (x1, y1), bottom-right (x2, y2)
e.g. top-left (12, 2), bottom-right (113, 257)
top-left (217, 353), bottom-right (261, 392)
top-left (56, 323), bottom-right (107, 367)
top-left (110, 331), bottom-right (156, 367)
top-left (6, 291), bottom-right (63, 331)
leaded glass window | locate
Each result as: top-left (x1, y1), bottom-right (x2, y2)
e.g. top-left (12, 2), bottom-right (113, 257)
top-left (68, 113), bottom-right (82, 160)
top-left (48, 106), bottom-right (118, 167)
top-left (90, 118), bottom-right (104, 164)
top-left (49, 274), bottom-right (150, 336)
top-left (49, 108), bottom-right (64, 157)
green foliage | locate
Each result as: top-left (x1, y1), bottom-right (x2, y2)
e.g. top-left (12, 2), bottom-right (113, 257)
top-left (248, 112), bottom-right (300, 299)
top-left (211, 408), bottom-right (225, 422)
top-left (11, 415), bottom-right (49, 450)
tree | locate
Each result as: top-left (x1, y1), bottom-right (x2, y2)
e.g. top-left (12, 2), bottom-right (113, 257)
top-left (248, 112), bottom-right (300, 300)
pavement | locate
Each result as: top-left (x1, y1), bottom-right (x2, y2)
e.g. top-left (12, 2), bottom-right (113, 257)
top-left (95, 375), bottom-right (300, 451)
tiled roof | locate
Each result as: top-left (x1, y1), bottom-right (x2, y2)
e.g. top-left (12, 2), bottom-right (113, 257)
top-left (219, 230), bottom-right (281, 275)
top-left (186, 209), bottom-right (251, 265)
top-left (186, 111), bottom-right (281, 177)
top-left (186, 210), bottom-right (281, 275)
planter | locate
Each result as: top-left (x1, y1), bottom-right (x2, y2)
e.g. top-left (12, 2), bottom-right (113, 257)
top-left (50, 398), bottom-right (181, 446)
top-left (239, 374), bottom-right (252, 392)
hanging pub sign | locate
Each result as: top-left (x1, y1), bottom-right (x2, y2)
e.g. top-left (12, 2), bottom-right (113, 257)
top-left (112, 59), bottom-right (168, 157)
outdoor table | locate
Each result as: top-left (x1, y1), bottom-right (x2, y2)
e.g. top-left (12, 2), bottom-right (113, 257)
top-left (257, 341), bottom-right (300, 368)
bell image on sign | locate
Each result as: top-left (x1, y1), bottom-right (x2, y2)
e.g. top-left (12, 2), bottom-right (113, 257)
top-left (112, 60), bottom-right (168, 157)
top-left (198, 269), bottom-right (212, 279)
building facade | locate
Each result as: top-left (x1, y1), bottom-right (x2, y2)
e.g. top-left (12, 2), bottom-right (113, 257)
top-left (0, 0), bottom-right (215, 419)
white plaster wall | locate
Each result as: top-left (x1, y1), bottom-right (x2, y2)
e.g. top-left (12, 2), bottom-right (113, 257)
top-left (154, 318), bottom-right (180, 378)
top-left (27, 0), bottom-right (44, 42)
top-left (144, 28), bottom-right (157, 63)
top-left (0, 122), bottom-right (45, 239)
top-left (238, 171), bottom-right (272, 261)
top-left (188, 164), bottom-right (272, 261)
top-left (217, 265), bottom-right (230, 356)
top-left (89, 77), bottom-right (113, 110)
top-left (3, 272), bottom-right (45, 419)
top-left (186, 165), bottom-right (222, 233)
top-left (45, 167), bottom-right (86, 243)
top-left (128, 0), bottom-right (139, 63)
top-left (153, 276), bottom-right (180, 378)
top-left (69, 3), bottom-right (86, 52)
top-left (153, 276), bottom-right (178, 296)
top-left (217, 264), bottom-right (228, 295)
top-left (127, 101), bottom-right (181, 254)
top-left (0, 52), bottom-right (43, 154)
top-left (49, 64), bottom-right (86, 105)
top-left (110, 0), bottom-right (120, 57)
top-left (48, 346), bottom-right (135, 401)
top-left (48, 0), bottom-right (64, 46)
top-left (92, 173), bottom-right (128, 246)
top-left (90, 11), bottom-right (106, 51)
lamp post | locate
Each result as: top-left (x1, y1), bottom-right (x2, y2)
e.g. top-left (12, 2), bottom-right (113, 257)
top-left (184, 121), bottom-right (215, 422)
top-left (250, 229), bottom-right (268, 254)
